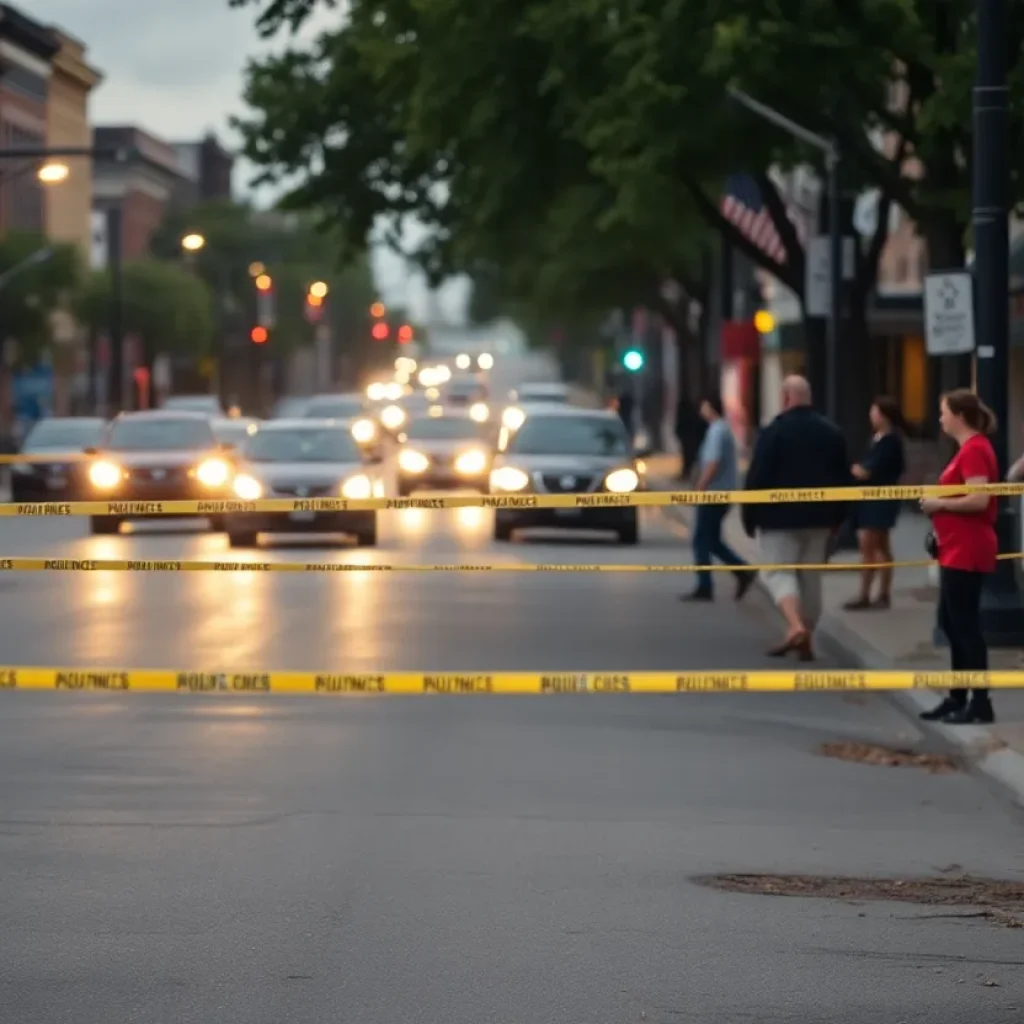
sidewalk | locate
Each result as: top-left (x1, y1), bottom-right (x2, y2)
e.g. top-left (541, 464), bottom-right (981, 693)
top-left (648, 463), bottom-right (1024, 807)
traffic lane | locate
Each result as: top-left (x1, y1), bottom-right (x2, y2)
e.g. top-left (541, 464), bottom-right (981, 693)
top-left (0, 507), bottom-right (836, 671)
top-left (2, 695), bottom-right (1023, 1023)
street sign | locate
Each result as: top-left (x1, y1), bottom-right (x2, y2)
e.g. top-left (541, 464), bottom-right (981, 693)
top-left (924, 271), bottom-right (975, 355)
top-left (805, 235), bottom-right (856, 317)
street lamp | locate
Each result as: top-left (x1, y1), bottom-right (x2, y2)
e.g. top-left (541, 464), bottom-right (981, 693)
top-left (36, 161), bottom-right (69, 185)
top-left (181, 232), bottom-right (205, 252)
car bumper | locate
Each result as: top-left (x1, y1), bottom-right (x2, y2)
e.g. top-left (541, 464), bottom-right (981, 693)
top-left (12, 473), bottom-right (84, 500)
top-left (494, 505), bottom-right (637, 530)
top-left (222, 510), bottom-right (376, 534)
top-left (86, 485), bottom-right (233, 513)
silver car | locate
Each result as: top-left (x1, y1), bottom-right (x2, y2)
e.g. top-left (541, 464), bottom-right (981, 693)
top-left (224, 419), bottom-right (383, 548)
top-left (488, 407), bottom-right (642, 544)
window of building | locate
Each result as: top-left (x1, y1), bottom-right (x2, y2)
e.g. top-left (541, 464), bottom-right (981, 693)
top-left (2, 65), bottom-right (47, 103)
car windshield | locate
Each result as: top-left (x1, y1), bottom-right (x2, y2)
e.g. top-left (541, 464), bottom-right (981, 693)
top-left (444, 379), bottom-right (484, 398)
top-left (405, 416), bottom-right (489, 441)
top-left (106, 418), bottom-right (216, 451)
top-left (244, 428), bottom-right (361, 463)
top-left (518, 387), bottom-right (567, 403)
top-left (213, 421), bottom-right (257, 445)
top-left (164, 396), bottom-right (220, 413)
top-left (304, 397), bottom-right (365, 418)
top-left (505, 416), bottom-right (629, 456)
top-left (23, 419), bottom-right (104, 450)
top-left (273, 397), bottom-right (310, 418)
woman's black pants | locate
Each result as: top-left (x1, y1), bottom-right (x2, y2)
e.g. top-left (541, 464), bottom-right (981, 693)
top-left (938, 567), bottom-right (989, 704)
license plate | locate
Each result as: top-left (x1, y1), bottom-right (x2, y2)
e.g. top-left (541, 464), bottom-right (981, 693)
top-left (47, 476), bottom-right (67, 489)
top-left (555, 508), bottom-right (582, 518)
top-left (289, 511), bottom-right (316, 523)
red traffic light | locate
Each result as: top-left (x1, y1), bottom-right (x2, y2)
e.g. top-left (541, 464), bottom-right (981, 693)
top-left (307, 293), bottom-right (323, 307)
top-left (397, 324), bottom-right (413, 343)
top-left (250, 326), bottom-right (268, 344)
top-left (371, 322), bottom-right (389, 341)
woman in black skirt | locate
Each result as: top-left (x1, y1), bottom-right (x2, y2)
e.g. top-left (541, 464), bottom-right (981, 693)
top-left (845, 396), bottom-right (907, 609)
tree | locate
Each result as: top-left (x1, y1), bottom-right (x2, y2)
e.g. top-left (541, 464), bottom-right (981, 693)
top-left (76, 260), bottom-right (214, 360)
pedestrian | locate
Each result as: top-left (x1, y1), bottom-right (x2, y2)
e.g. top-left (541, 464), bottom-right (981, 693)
top-left (680, 395), bottom-right (752, 602)
top-left (675, 396), bottom-right (706, 481)
top-left (919, 389), bottom-right (999, 725)
top-left (742, 376), bottom-right (852, 660)
top-left (844, 396), bottom-right (907, 610)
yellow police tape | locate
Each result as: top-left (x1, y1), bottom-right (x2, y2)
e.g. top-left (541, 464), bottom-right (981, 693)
top-left (3, 482), bottom-right (1024, 516)
top-left (1, 667), bottom-right (1023, 693)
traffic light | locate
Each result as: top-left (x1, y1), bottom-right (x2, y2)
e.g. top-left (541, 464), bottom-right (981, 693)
top-left (371, 321), bottom-right (389, 341)
top-left (254, 274), bottom-right (272, 292)
top-left (397, 324), bottom-right (413, 343)
top-left (370, 301), bottom-right (386, 319)
top-left (254, 273), bottom-right (275, 328)
top-left (622, 348), bottom-right (644, 372)
top-left (753, 310), bottom-right (775, 333)
top-left (250, 326), bottom-right (268, 344)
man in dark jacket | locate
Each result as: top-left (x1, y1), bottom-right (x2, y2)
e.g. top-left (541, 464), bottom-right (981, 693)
top-left (743, 375), bottom-right (852, 660)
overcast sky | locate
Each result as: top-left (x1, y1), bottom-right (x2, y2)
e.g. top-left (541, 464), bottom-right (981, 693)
top-left (33, 0), bottom-right (467, 321)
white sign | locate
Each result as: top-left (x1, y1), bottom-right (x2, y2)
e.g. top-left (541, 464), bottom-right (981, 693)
top-left (805, 236), bottom-right (857, 317)
top-left (924, 272), bottom-right (975, 355)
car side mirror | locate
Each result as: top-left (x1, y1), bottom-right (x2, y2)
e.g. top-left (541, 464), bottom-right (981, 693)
top-left (633, 446), bottom-right (653, 459)
top-left (83, 446), bottom-right (98, 456)
top-left (219, 442), bottom-right (235, 452)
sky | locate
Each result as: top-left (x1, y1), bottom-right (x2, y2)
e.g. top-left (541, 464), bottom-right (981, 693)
top-left (32, 0), bottom-right (468, 322)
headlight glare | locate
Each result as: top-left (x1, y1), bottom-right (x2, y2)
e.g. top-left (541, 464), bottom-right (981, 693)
top-left (380, 404), bottom-right (405, 430)
top-left (455, 449), bottom-right (487, 475)
top-left (398, 449), bottom-right (429, 474)
top-left (341, 473), bottom-right (373, 499)
top-left (490, 466), bottom-right (529, 491)
top-left (351, 418), bottom-right (376, 444)
top-left (233, 473), bottom-right (262, 500)
top-left (502, 406), bottom-right (526, 431)
top-left (605, 468), bottom-right (639, 493)
top-left (469, 402), bottom-right (489, 423)
top-left (89, 459), bottom-right (122, 489)
top-left (196, 458), bottom-right (230, 487)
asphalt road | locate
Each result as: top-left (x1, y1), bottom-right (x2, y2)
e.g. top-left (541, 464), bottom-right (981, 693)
top-left (1, 494), bottom-right (1024, 1021)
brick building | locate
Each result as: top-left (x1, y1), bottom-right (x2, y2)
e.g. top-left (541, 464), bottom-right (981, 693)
top-left (173, 132), bottom-right (233, 203)
top-left (92, 125), bottom-right (188, 261)
top-left (0, 4), bottom-right (58, 234)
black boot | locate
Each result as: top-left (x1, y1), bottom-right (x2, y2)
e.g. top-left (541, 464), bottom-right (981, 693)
top-left (943, 697), bottom-right (995, 725)
top-left (920, 696), bottom-right (966, 721)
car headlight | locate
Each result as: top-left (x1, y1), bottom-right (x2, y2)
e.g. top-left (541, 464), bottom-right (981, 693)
top-left (605, 468), bottom-right (639, 493)
top-left (233, 473), bottom-right (262, 500)
top-left (398, 449), bottom-right (429, 474)
top-left (502, 406), bottom-right (526, 431)
top-left (455, 449), bottom-right (487, 475)
top-left (196, 457), bottom-right (230, 487)
top-left (380, 404), bottom-right (405, 430)
top-left (490, 466), bottom-right (529, 491)
top-left (89, 459), bottom-right (122, 489)
top-left (351, 418), bottom-right (377, 444)
top-left (341, 473), bottom-right (373, 499)
top-left (469, 402), bottom-right (489, 423)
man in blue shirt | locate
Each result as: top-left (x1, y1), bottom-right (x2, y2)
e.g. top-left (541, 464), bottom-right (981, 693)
top-left (681, 395), bottom-right (752, 601)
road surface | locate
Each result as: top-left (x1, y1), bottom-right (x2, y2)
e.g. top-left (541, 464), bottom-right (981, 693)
top-left (0, 495), bottom-right (1022, 1022)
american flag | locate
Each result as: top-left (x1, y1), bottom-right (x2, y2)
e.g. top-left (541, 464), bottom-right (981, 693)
top-left (720, 173), bottom-right (788, 265)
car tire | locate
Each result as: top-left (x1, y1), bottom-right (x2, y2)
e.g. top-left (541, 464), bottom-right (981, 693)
top-left (89, 515), bottom-right (120, 535)
top-left (617, 517), bottom-right (640, 545)
top-left (355, 521), bottom-right (378, 547)
top-left (228, 532), bottom-right (258, 548)
top-left (397, 480), bottom-right (413, 497)
top-left (493, 516), bottom-right (514, 542)
top-left (208, 515), bottom-right (225, 532)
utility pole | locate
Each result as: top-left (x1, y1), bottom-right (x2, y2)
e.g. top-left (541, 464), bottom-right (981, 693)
top-left (973, 0), bottom-right (1024, 643)
top-left (107, 206), bottom-right (124, 413)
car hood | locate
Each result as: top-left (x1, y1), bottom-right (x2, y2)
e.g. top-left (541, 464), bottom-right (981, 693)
top-left (493, 453), bottom-right (630, 473)
top-left (99, 449), bottom-right (218, 468)
top-left (402, 439), bottom-right (487, 457)
top-left (241, 461), bottom-right (365, 486)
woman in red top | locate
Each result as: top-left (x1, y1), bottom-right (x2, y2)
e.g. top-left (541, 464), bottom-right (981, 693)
top-left (919, 389), bottom-right (999, 724)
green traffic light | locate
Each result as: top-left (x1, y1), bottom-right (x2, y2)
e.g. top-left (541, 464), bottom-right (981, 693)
top-left (623, 349), bottom-right (644, 371)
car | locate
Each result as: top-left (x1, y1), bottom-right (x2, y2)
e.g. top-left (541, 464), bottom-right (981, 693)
top-left (212, 416), bottom-right (260, 450)
top-left (272, 396), bottom-right (311, 419)
top-left (225, 419), bottom-right (381, 548)
top-left (377, 391), bottom-right (432, 435)
top-left (440, 375), bottom-right (490, 423)
top-left (163, 394), bottom-right (222, 415)
top-left (488, 407), bottom-right (642, 544)
top-left (83, 411), bottom-right (235, 535)
top-left (302, 393), bottom-right (381, 454)
top-left (501, 381), bottom-right (570, 431)
top-left (395, 410), bottom-right (494, 495)
top-left (11, 416), bottom-right (106, 502)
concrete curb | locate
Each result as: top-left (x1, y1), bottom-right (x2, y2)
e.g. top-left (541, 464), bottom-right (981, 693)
top-left (651, 476), bottom-right (1024, 808)
top-left (815, 614), bottom-right (1024, 809)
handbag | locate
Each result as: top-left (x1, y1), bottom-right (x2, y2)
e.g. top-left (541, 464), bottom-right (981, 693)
top-left (924, 531), bottom-right (938, 558)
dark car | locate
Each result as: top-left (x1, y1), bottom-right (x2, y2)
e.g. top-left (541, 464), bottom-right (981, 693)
top-left (11, 416), bottom-right (105, 502)
top-left (395, 411), bottom-right (494, 495)
top-left (224, 420), bottom-right (381, 548)
top-left (488, 408), bottom-right (642, 544)
top-left (84, 411), bottom-right (234, 535)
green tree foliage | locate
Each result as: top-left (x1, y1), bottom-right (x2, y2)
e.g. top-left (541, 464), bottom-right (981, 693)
top-left (0, 232), bottom-right (81, 360)
top-left (75, 260), bottom-right (214, 359)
